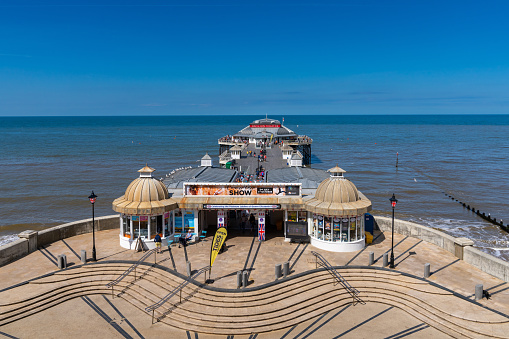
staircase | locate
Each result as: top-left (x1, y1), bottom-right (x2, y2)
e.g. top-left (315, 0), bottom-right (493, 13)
top-left (1, 262), bottom-right (508, 338)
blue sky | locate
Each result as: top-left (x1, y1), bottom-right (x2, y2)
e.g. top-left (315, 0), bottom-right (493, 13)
top-left (1, 0), bottom-right (508, 116)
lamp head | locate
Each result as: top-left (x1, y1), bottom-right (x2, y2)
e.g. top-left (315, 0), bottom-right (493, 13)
top-left (88, 191), bottom-right (97, 204)
top-left (390, 193), bottom-right (398, 208)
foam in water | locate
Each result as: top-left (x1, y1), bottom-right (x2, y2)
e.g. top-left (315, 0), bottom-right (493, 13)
top-left (0, 234), bottom-right (20, 246)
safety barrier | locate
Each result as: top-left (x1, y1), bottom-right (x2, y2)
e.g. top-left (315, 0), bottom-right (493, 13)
top-left (106, 249), bottom-right (156, 292)
top-left (145, 265), bottom-right (210, 323)
top-left (311, 251), bottom-right (363, 305)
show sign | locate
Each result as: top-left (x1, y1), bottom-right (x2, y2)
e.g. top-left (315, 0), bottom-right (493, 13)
top-left (184, 183), bottom-right (301, 197)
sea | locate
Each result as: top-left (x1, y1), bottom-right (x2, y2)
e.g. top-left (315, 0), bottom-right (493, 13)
top-left (1, 115), bottom-right (508, 261)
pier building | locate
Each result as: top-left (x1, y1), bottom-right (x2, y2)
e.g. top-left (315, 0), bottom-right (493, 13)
top-left (112, 118), bottom-right (371, 252)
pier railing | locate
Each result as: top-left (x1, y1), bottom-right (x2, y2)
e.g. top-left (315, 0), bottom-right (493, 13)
top-left (311, 251), bottom-right (363, 305)
top-left (106, 249), bottom-right (157, 291)
top-left (145, 265), bottom-right (210, 323)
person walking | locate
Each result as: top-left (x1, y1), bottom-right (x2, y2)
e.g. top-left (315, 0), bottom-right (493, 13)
top-left (154, 233), bottom-right (162, 253)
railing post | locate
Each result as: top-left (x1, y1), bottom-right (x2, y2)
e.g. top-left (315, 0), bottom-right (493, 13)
top-left (134, 266), bottom-right (136, 281)
top-left (154, 250), bottom-right (157, 264)
top-left (180, 289), bottom-right (182, 303)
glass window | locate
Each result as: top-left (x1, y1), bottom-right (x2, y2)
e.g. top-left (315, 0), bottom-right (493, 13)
top-left (134, 216), bottom-right (148, 239)
top-left (288, 211), bottom-right (297, 222)
top-left (317, 215), bottom-right (324, 240)
top-left (298, 211), bottom-right (307, 222)
top-left (184, 210), bottom-right (195, 233)
top-left (174, 210), bottom-right (183, 233)
top-left (333, 217), bottom-right (341, 242)
top-left (312, 214), bottom-right (318, 238)
top-left (349, 217), bottom-right (356, 242)
top-left (358, 216), bottom-right (364, 240)
top-left (341, 218), bottom-right (349, 242)
top-left (164, 212), bottom-right (172, 237)
top-left (324, 216), bottom-right (332, 241)
top-left (122, 215), bottom-right (130, 238)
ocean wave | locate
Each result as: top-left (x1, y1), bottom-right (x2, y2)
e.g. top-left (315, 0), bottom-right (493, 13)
top-left (0, 234), bottom-right (20, 246)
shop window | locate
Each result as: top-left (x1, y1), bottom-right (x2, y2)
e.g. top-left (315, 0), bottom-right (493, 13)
top-left (317, 215), bottom-right (324, 240)
top-left (358, 216), bottom-right (363, 240)
top-left (349, 217), bottom-right (356, 242)
top-left (312, 214), bottom-right (318, 238)
top-left (164, 212), bottom-right (172, 237)
top-left (341, 218), bottom-right (349, 242)
top-left (122, 215), bottom-right (130, 238)
top-left (175, 210), bottom-right (183, 233)
top-left (333, 217), bottom-right (341, 242)
top-left (288, 211), bottom-right (297, 222)
top-left (184, 211), bottom-right (195, 233)
top-left (133, 216), bottom-right (148, 239)
top-left (324, 216), bottom-right (332, 241)
top-left (298, 211), bottom-right (307, 222)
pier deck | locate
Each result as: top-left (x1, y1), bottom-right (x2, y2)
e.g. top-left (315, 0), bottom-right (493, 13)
top-left (234, 144), bottom-right (288, 178)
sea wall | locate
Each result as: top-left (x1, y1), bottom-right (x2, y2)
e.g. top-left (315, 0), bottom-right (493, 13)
top-left (0, 215), bottom-right (118, 267)
top-left (0, 239), bottom-right (29, 267)
top-left (374, 216), bottom-right (509, 282)
top-left (374, 216), bottom-right (457, 254)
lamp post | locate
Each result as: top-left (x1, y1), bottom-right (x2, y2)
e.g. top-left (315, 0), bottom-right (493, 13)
top-left (88, 191), bottom-right (97, 261)
top-left (389, 193), bottom-right (398, 268)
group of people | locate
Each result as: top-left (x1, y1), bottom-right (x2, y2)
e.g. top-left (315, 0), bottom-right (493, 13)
top-left (240, 213), bottom-right (257, 233)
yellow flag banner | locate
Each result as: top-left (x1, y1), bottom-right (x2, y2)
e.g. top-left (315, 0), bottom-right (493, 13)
top-left (210, 227), bottom-right (227, 267)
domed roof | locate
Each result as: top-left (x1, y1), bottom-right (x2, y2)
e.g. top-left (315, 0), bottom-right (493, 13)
top-left (124, 176), bottom-right (168, 202)
top-left (112, 165), bottom-right (177, 215)
top-left (314, 177), bottom-right (359, 203)
top-left (305, 167), bottom-right (371, 216)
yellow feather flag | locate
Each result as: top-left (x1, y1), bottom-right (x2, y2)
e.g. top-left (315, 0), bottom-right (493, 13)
top-left (210, 227), bottom-right (228, 267)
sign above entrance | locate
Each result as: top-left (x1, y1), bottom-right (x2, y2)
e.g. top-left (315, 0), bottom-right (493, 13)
top-left (184, 183), bottom-right (301, 197)
top-left (203, 204), bottom-right (281, 210)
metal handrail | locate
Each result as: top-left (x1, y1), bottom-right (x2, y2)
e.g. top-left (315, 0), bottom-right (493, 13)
top-left (145, 265), bottom-right (210, 323)
top-left (311, 251), bottom-right (363, 304)
top-left (106, 249), bottom-right (156, 288)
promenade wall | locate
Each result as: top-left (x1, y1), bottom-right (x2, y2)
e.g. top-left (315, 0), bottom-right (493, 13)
top-left (375, 216), bottom-right (509, 282)
top-left (0, 215), bottom-right (118, 267)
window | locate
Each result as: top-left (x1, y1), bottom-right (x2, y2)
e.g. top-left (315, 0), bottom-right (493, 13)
top-left (122, 215), bottom-right (130, 238)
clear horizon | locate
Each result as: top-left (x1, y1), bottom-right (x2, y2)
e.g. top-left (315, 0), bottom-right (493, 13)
top-left (1, 0), bottom-right (509, 117)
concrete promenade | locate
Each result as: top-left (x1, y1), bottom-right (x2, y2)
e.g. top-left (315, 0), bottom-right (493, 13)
top-left (1, 228), bottom-right (508, 338)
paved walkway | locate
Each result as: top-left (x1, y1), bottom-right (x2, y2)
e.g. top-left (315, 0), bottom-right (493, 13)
top-left (236, 144), bottom-right (287, 176)
top-left (1, 229), bottom-right (508, 338)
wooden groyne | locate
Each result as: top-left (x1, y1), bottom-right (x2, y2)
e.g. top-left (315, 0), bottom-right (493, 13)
top-left (443, 192), bottom-right (508, 233)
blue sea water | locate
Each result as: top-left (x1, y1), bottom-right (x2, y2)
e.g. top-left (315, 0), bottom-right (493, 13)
top-left (1, 115), bottom-right (508, 260)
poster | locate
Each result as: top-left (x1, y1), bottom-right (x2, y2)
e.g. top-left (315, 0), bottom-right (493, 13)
top-left (184, 183), bottom-right (301, 197)
top-left (258, 211), bottom-right (265, 241)
top-left (217, 211), bottom-right (225, 229)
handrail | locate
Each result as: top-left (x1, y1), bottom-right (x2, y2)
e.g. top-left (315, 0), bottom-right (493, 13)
top-left (106, 249), bottom-right (156, 288)
top-left (311, 251), bottom-right (363, 304)
top-left (145, 265), bottom-right (210, 313)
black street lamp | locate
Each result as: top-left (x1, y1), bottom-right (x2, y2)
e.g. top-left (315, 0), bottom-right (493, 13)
top-left (389, 193), bottom-right (398, 268)
top-left (88, 191), bottom-right (97, 261)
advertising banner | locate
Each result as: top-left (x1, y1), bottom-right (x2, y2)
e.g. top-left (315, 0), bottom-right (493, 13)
top-left (217, 211), bottom-right (225, 229)
top-left (258, 211), bottom-right (265, 241)
top-left (184, 183), bottom-right (301, 197)
top-left (210, 227), bottom-right (228, 268)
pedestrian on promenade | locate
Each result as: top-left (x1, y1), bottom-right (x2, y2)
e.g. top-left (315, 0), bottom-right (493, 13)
top-left (154, 233), bottom-right (162, 253)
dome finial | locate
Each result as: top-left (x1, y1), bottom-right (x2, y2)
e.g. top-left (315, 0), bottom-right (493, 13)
top-left (327, 165), bottom-right (346, 179)
top-left (138, 164), bottom-right (156, 178)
